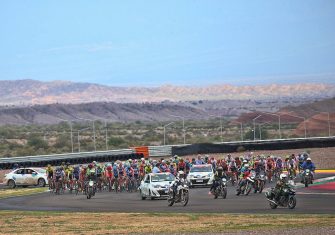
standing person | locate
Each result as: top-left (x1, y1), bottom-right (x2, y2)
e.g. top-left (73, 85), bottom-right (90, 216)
top-left (178, 158), bottom-right (186, 172)
top-left (152, 163), bottom-right (161, 173)
top-left (185, 158), bottom-right (192, 176)
top-left (195, 155), bottom-right (204, 165)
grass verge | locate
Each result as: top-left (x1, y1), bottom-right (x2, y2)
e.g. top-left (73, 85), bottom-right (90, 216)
top-left (0, 211), bottom-right (334, 234)
top-left (0, 187), bottom-right (47, 199)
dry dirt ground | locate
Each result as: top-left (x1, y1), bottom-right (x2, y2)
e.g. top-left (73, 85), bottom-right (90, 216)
top-left (0, 211), bottom-right (334, 235)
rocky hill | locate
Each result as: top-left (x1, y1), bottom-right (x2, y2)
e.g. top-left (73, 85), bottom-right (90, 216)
top-left (0, 102), bottom-right (209, 125)
top-left (1, 79), bottom-right (334, 106)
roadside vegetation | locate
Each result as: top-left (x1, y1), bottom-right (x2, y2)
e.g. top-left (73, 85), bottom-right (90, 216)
top-left (0, 187), bottom-right (47, 199)
top-left (0, 211), bottom-right (334, 234)
top-left (0, 119), bottom-right (303, 157)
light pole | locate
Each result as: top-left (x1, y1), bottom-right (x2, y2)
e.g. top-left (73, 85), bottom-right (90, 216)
top-left (163, 122), bottom-right (174, 145)
top-left (55, 117), bottom-right (74, 153)
top-left (235, 121), bottom-right (243, 141)
top-left (279, 112), bottom-right (307, 138)
top-left (168, 114), bottom-right (186, 144)
top-left (252, 115), bottom-right (262, 141)
top-left (208, 114), bottom-right (224, 142)
top-left (74, 117), bottom-right (97, 151)
top-left (258, 121), bottom-right (271, 140)
top-left (77, 127), bottom-right (91, 152)
top-left (258, 112), bottom-right (281, 139)
top-left (93, 118), bottom-right (109, 151)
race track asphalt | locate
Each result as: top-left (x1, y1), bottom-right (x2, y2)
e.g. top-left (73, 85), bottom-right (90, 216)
top-left (0, 173), bottom-right (334, 214)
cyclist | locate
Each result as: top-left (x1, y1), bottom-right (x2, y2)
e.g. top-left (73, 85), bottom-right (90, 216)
top-left (46, 164), bottom-right (54, 191)
top-left (64, 163), bottom-right (74, 190)
top-left (54, 166), bottom-right (65, 193)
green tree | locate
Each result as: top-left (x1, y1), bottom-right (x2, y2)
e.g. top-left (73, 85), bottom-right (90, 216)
top-left (108, 136), bottom-right (125, 147)
top-left (27, 135), bottom-right (48, 150)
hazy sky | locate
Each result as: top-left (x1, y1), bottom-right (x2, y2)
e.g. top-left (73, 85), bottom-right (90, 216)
top-left (1, 1), bottom-right (335, 86)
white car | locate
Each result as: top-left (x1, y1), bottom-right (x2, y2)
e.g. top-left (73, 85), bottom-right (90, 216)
top-left (4, 168), bottom-right (48, 188)
top-left (139, 173), bottom-right (175, 200)
top-left (187, 164), bottom-right (214, 187)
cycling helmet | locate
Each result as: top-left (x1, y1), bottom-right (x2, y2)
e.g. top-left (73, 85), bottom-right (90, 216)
top-left (280, 173), bottom-right (287, 180)
top-left (66, 162), bottom-right (70, 166)
top-left (243, 159), bottom-right (248, 163)
top-left (47, 164), bottom-right (51, 168)
top-left (107, 165), bottom-right (112, 171)
top-left (244, 164), bottom-right (249, 168)
top-left (88, 163), bottom-right (93, 169)
top-left (307, 157), bottom-right (311, 161)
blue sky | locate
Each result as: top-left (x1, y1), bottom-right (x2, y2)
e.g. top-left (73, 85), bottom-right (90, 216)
top-left (1, 1), bottom-right (335, 87)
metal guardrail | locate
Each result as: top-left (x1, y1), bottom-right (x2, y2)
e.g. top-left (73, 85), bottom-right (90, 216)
top-left (148, 145), bottom-right (173, 157)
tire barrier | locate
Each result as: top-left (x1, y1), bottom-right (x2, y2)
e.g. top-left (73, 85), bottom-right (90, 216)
top-left (0, 152), bottom-right (144, 170)
top-left (172, 137), bottom-right (335, 156)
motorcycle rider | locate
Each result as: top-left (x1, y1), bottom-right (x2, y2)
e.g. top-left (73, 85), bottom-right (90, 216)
top-left (273, 173), bottom-right (288, 202)
top-left (301, 157), bottom-right (316, 182)
top-left (172, 171), bottom-right (186, 199)
top-left (209, 166), bottom-right (226, 194)
top-left (237, 164), bottom-right (251, 193)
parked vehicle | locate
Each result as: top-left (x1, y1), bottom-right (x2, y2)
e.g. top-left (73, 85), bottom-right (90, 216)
top-left (4, 168), bottom-right (48, 188)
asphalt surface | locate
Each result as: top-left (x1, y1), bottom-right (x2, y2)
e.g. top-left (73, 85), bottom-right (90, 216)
top-left (0, 173), bottom-right (334, 214)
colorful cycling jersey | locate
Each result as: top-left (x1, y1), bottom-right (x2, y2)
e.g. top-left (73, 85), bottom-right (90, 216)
top-left (133, 166), bottom-right (139, 176)
top-left (46, 167), bottom-right (54, 178)
top-left (96, 168), bottom-right (103, 177)
top-left (118, 166), bottom-right (124, 176)
top-left (276, 160), bottom-right (283, 168)
top-left (55, 169), bottom-right (63, 178)
top-left (65, 167), bottom-right (73, 177)
top-left (73, 166), bottom-right (80, 176)
top-left (126, 167), bottom-right (133, 177)
top-left (113, 166), bottom-right (119, 177)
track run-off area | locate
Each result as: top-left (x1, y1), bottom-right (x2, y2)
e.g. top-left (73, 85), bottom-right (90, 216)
top-left (0, 171), bottom-right (334, 214)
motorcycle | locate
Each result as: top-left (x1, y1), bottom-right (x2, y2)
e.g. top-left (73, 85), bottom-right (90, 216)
top-left (265, 185), bottom-right (296, 209)
top-left (254, 173), bottom-right (266, 193)
top-left (236, 171), bottom-right (255, 196)
top-left (212, 178), bottom-right (227, 199)
top-left (302, 169), bottom-right (313, 187)
top-left (167, 182), bottom-right (189, 206)
top-left (86, 179), bottom-right (96, 199)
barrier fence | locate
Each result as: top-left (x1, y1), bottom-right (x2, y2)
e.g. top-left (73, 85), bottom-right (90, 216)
top-left (0, 136), bottom-right (334, 169)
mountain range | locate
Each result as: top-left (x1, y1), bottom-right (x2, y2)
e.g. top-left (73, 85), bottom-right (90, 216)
top-left (1, 79), bottom-right (335, 106)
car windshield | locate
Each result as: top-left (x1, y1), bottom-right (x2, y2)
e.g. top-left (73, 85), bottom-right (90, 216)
top-left (190, 166), bottom-right (212, 173)
top-left (151, 174), bottom-right (175, 182)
